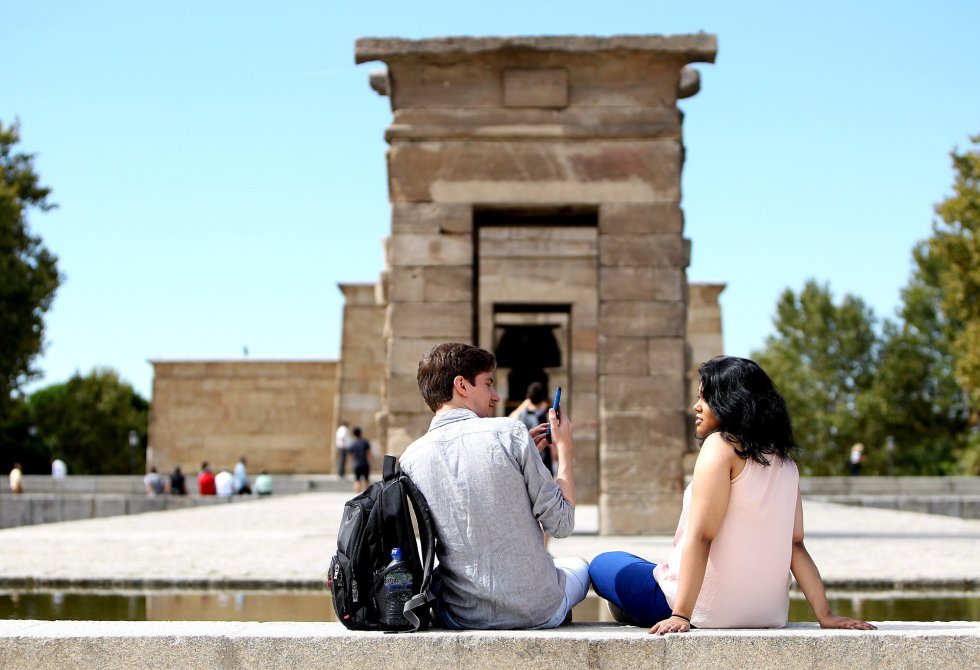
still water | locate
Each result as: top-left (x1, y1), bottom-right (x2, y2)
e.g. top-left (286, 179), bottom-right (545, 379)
top-left (1, 589), bottom-right (977, 623)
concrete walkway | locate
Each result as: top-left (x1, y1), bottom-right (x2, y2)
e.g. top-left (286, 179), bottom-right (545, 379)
top-left (0, 492), bottom-right (978, 590)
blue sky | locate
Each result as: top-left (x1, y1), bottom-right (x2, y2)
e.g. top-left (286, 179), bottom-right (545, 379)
top-left (2, 1), bottom-right (978, 398)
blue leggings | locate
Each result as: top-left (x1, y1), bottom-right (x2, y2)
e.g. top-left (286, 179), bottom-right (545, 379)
top-left (588, 551), bottom-right (673, 627)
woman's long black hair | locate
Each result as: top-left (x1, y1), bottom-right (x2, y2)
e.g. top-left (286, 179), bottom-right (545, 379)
top-left (698, 356), bottom-right (798, 465)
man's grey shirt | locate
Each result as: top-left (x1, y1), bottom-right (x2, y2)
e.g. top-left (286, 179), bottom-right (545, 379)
top-left (399, 408), bottom-right (575, 629)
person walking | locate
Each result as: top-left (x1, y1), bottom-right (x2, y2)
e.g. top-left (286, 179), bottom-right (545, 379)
top-left (51, 458), bottom-right (67, 485)
top-left (348, 427), bottom-right (372, 493)
top-left (849, 443), bottom-right (864, 476)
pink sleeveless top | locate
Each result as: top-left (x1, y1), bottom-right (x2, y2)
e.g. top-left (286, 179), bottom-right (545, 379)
top-left (653, 455), bottom-right (799, 628)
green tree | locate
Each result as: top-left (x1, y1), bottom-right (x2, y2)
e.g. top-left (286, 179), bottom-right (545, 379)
top-left (924, 135), bottom-right (980, 472)
top-left (27, 368), bottom-right (149, 475)
top-left (859, 242), bottom-right (970, 475)
top-left (0, 120), bottom-right (61, 428)
top-left (752, 281), bottom-right (878, 475)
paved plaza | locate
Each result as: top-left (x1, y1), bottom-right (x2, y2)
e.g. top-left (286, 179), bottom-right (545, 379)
top-left (0, 491), bottom-right (977, 590)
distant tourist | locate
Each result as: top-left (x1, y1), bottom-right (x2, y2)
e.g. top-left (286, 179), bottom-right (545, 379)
top-left (144, 466), bottom-right (166, 497)
top-left (233, 456), bottom-right (251, 495)
top-left (255, 470), bottom-right (273, 496)
top-left (349, 427), bottom-right (372, 493)
top-left (51, 457), bottom-right (68, 484)
top-left (169, 466), bottom-right (187, 495)
top-left (215, 469), bottom-right (235, 497)
top-left (197, 462), bottom-right (216, 496)
top-left (335, 420), bottom-right (351, 479)
top-left (849, 443), bottom-right (864, 476)
top-left (510, 381), bottom-right (558, 475)
top-left (8, 463), bottom-right (24, 495)
top-left (589, 356), bottom-right (877, 634)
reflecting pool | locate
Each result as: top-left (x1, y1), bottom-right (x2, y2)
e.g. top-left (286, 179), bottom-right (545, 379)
top-left (2, 589), bottom-right (977, 623)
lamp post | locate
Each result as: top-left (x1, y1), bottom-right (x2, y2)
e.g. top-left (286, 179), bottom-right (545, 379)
top-left (885, 435), bottom-right (895, 476)
top-left (129, 430), bottom-right (139, 475)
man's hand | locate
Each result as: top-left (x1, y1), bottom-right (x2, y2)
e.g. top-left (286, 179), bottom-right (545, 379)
top-left (529, 424), bottom-right (550, 452)
top-left (549, 406), bottom-right (573, 448)
top-left (549, 405), bottom-right (575, 506)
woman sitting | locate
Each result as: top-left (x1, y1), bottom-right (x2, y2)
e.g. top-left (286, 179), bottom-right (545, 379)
top-left (589, 356), bottom-right (876, 634)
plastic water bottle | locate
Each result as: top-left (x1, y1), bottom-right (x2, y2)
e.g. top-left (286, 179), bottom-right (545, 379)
top-left (378, 547), bottom-right (413, 629)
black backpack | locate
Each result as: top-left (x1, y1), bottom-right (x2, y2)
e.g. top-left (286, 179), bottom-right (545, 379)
top-left (328, 455), bottom-right (436, 632)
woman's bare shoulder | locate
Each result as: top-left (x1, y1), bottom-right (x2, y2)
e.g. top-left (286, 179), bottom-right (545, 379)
top-left (697, 432), bottom-right (743, 467)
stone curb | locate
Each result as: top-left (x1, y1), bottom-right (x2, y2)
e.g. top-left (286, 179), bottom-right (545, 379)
top-left (1, 621), bottom-right (977, 670)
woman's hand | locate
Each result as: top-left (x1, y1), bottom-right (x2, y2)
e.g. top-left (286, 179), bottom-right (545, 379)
top-left (648, 615), bottom-right (691, 635)
top-left (818, 614), bottom-right (877, 630)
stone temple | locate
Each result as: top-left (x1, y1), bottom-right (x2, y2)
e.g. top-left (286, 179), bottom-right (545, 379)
top-left (149, 35), bottom-right (724, 535)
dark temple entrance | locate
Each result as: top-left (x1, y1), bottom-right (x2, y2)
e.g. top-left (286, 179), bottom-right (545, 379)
top-left (494, 324), bottom-right (562, 413)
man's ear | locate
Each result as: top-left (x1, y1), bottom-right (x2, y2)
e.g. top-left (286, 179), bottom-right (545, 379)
top-left (453, 375), bottom-right (468, 398)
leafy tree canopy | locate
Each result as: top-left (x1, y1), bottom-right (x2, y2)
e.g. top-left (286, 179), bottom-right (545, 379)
top-left (924, 135), bottom-right (980, 472)
top-left (753, 134), bottom-right (979, 475)
top-left (27, 368), bottom-right (148, 475)
top-left (752, 281), bottom-right (877, 475)
top-left (0, 119), bottom-right (60, 412)
top-left (859, 241), bottom-right (970, 475)
top-left (928, 136), bottom-right (980, 413)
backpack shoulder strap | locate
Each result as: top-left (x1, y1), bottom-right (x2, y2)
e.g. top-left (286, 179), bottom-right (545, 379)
top-left (400, 474), bottom-right (435, 588)
top-left (398, 471), bottom-right (437, 632)
top-left (383, 454), bottom-right (398, 481)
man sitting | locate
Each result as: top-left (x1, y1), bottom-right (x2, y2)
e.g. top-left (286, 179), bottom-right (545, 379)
top-left (399, 342), bottom-right (589, 629)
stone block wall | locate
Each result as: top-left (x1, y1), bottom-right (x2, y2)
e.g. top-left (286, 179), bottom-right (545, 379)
top-left (684, 282), bottom-right (726, 473)
top-left (357, 35), bottom-right (717, 533)
top-left (478, 223), bottom-right (599, 501)
top-left (149, 361), bottom-right (337, 474)
top-left (333, 284), bottom-right (386, 468)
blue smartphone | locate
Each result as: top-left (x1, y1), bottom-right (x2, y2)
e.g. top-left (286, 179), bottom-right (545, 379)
top-left (546, 387), bottom-right (561, 442)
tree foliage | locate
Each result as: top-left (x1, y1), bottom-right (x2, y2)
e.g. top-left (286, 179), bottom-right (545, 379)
top-left (752, 281), bottom-right (878, 475)
top-left (925, 136), bottom-right (980, 472)
top-left (27, 368), bottom-right (148, 475)
top-left (753, 135), bottom-right (979, 475)
top-left (0, 120), bottom-right (61, 412)
top-left (859, 243), bottom-right (970, 475)
top-left (928, 136), bottom-right (980, 412)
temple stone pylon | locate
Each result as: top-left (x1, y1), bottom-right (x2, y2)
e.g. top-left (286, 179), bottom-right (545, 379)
top-left (356, 35), bottom-right (717, 534)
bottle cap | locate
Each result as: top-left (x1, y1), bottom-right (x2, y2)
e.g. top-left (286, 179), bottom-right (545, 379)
top-left (391, 547), bottom-right (402, 561)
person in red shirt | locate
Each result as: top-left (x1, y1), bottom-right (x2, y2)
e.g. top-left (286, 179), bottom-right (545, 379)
top-left (197, 461), bottom-right (216, 496)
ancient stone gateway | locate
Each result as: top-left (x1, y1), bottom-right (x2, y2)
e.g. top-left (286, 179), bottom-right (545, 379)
top-left (354, 35), bottom-right (717, 535)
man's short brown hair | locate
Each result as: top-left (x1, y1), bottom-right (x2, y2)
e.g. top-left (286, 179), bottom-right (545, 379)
top-left (417, 343), bottom-right (497, 412)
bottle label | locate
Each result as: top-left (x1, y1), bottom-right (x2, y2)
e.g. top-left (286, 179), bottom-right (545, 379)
top-left (384, 571), bottom-right (412, 590)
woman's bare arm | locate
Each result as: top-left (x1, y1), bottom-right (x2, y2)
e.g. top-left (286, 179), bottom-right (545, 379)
top-left (649, 433), bottom-right (735, 635)
top-left (790, 490), bottom-right (876, 630)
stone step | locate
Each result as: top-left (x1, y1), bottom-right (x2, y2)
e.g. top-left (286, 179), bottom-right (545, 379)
top-left (1, 621), bottom-right (976, 670)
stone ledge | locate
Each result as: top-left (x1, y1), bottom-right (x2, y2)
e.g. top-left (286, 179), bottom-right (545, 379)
top-left (1, 621), bottom-right (977, 670)
top-left (355, 35), bottom-right (718, 63)
top-left (806, 495), bottom-right (980, 520)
